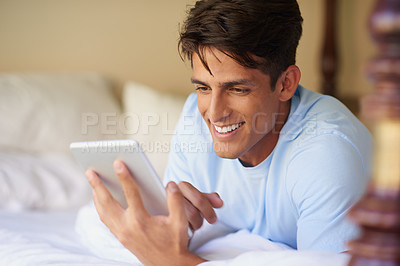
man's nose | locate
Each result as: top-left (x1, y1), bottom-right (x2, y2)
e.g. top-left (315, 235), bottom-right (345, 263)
top-left (208, 92), bottom-right (231, 123)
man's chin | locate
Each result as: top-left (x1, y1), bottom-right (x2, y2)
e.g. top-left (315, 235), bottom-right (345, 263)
top-left (213, 142), bottom-right (240, 159)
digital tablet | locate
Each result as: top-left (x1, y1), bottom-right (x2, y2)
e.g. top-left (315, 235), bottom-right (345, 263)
top-left (70, 139), bottom-right (168, 216)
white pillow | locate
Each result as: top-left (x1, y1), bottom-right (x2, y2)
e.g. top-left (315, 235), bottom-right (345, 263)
top-left (0, 72), bottom-right (122, 210)
top-left (0, 150), bottom-right (91, 211)
top-left (122, 82), bottom-right (187, 177)
top-left (0, 72), bottom-right (122, 153)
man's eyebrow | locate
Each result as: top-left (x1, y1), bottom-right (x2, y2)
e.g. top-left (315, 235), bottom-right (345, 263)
top-left (190, 78), bottom-right (208, 87)
top-left (191, 78), bottom-right (256, 88)
top-left (221, 79), bottom-right (256, 89)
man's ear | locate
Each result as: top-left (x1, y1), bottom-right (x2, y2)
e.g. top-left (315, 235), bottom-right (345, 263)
top-left (277, 65), bottom-right (301, 102)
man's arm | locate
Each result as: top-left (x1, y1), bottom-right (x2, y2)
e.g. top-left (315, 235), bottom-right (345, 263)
top-left (286, 134), bottom-right (370, 252)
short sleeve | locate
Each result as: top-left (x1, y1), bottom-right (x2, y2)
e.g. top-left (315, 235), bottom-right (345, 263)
top-left (286, 133), bottom-right (369, 252)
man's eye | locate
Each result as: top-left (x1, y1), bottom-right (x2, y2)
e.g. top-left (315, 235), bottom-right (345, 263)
top-left (196, 87), bottom-right (211, 93)
top-left (229, 88), bottom-right (250, 94)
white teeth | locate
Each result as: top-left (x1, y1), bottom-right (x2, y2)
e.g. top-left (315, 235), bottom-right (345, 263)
top-left (214, 122), bottom-right (243, 134)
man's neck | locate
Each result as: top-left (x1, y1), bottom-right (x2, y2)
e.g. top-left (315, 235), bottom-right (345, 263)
top-left (238, 100), bottom-right (291, 167)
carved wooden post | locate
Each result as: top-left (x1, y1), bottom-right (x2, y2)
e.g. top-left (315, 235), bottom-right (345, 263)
top-left (321, 0), bottom-right (338, 96)
top-left (347, 0), bottom-right (400, 265)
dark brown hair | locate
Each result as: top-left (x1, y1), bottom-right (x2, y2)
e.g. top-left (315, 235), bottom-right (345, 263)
top-left (178, 0), bottom-right (303, 88)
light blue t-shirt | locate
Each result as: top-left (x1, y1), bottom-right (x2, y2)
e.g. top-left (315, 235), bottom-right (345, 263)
top-left (164, 85), bottom-right (372, 252)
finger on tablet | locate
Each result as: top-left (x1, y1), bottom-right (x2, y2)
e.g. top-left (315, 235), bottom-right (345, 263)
top-left (85, 169), bottom-right (124, 222)
top-left (113, 160), bottom-right (148, 218)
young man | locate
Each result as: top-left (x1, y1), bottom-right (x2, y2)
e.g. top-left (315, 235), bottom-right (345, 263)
top-left (86, 0), bottom-right (372, 265)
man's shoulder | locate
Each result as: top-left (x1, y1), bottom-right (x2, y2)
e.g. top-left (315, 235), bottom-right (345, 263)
top-left (278, 86), bottom-right (373, 184)
top-left (288, 86), bottom-right (359, 127)
top-left (283, 86), bottom-right (372, 149)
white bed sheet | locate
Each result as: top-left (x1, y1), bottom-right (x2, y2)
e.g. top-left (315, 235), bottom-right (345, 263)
top-left (0, 206), bottom-right (351, 266)
top-left (0, 209), bottom-right (131, 266)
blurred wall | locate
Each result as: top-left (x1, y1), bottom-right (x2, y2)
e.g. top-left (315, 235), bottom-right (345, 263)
top-left (0, 0), bottom-right (195, 97)
top-left (337, 0), bottom-right (377, 98)
top-left (297, 0), bottom-right (376, 99)
top-left (0, 0), bottom-right (376, 100)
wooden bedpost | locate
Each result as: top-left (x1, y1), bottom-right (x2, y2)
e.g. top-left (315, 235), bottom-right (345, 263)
top-left (347, 0), bottom-right (400, 265)
top-left (321, 0), bottom-right (338, 97)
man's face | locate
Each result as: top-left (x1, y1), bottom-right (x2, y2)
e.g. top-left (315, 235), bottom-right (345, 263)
top-left (191, 48), bottom-right (288, 166)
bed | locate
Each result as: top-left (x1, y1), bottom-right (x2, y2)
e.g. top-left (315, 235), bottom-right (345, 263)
top-left (0, 72), bottom-right (354, 265)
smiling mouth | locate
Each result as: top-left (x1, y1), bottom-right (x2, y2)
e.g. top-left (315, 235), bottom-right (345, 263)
top-left (213, 122), bottom-right (245, 134)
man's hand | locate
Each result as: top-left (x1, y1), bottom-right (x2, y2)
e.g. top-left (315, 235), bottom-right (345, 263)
top-left (178, 182), bottom-right (224, 231)
top-left (85, 160), bottom-right (205, 266)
